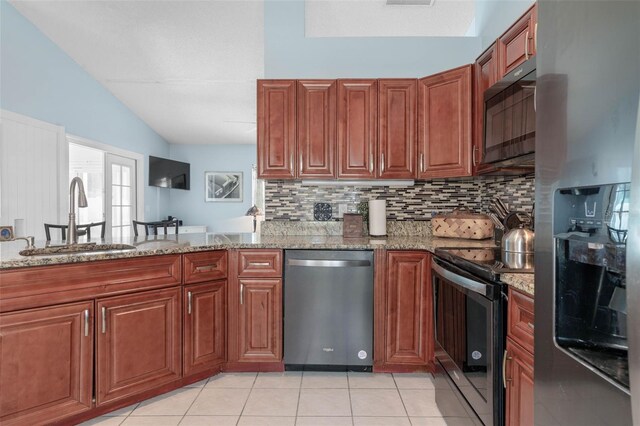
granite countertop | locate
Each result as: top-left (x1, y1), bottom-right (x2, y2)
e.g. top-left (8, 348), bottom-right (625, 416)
top-left (500, 272), bottom-right (535, 296)
top-left (0, 232), bottom-right (496, 270)
top-left (0, 232), bottom-right (532, 296)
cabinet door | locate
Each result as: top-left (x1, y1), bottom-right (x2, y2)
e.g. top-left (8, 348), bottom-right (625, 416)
top-left (238, 278), bottom-right (282, 362)
top-left (385, 251), bottom-right (432, 365)
top-left (378, 79), bottom-right (417, 179)
top-left (337, 80), bottom-right (377, 179)
top-left (418, 65), bottom-right (472, 178)
top-left (473, 44), bottom-right (499, 174)
top-left (498, 4), bottom-right (536, 77)
top-left (97, 287), bottom-right (181, 405)
top-left (184, 281), bottom-right (226, 377)
top-left (0, 302), bottom-right (93, 426)
top-left (297, 80), bottom-right (336, 178)
top-left (257, 80), bottom-right (296, 179)
top-left (506, 339), bottom-right (534, 426)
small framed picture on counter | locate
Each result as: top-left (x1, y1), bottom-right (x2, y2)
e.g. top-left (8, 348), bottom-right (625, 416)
top-left (205, 171), bottom-right (243, 202)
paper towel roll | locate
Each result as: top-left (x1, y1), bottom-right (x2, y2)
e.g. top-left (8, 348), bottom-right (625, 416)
top-left (14, 219), bottom-right (25, 238)
top-left (368, 200), bottom-right (387, 236)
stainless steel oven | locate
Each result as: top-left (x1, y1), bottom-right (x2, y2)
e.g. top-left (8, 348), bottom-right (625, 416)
top-left (432, 257), bottom-right (506, 426)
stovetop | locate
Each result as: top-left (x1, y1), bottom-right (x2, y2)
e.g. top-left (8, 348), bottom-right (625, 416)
top-left (434, 246), bottom-right (534, 282)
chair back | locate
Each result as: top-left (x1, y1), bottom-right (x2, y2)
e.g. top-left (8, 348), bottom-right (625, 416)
top-left (44, 221), bottom-right (106, 241)
top-left (132, 219), bottom-right (179, 237)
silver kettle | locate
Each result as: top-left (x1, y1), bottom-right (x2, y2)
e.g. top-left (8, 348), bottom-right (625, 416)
top-left (502, 225), bottom-right (535, 254)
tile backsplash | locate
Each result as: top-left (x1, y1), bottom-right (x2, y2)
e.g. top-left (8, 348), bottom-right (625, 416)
top-left (265, 175), bottom-right (534, 221)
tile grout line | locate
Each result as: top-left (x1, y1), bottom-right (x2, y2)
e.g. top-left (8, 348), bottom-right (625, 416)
top-left (177, 377), bottom-right (211, 425)
top-left (346, 372), bottom-right (355, 426)
top-left (391, 373), bottom-right (412, 421)
top-left (235, 372), bottom-right (259, 426)
top-left (294, 371), bottom-right (304, 425)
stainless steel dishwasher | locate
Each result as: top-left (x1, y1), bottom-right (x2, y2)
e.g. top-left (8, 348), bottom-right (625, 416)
top-left (284, 250), bottom-right (374, 371)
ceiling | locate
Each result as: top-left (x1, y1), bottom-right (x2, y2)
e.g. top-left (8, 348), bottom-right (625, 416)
top-left (10, 0), bottom-right (264, 145)
top-left (306, 0), bottom-right (475, 38)
top-left (11, 0), bottom-right (475, 146)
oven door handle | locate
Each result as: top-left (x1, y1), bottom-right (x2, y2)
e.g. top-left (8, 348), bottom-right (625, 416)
top-left (431, 259), bottom-right (489, 297)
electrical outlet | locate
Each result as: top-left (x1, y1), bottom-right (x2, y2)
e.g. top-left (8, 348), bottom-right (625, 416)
top-left (338, 204), bottom-right (348, 218)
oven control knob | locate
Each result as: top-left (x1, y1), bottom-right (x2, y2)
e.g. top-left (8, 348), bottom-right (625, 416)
top-left (358, 350), bottom-right (368, 360)
top-left (472, 350), bottom-right (482, 360)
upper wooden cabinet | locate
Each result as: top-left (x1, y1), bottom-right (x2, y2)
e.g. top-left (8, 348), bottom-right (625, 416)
top-left (337, 79), bottom-right (378, 179)
top-left (0, 302), bottom-right (93, 426)
top-left (498, 4), bottom-right (537, 77)
top-left (418, 65), bottom-right (472, 179)
top-left (378, 79), bottom-right (417, 179)
top-left (257, 80), bottom-right (296, 179)
top-left (96, 287), bottom-right (181, 406)
top-left (384, 251), bottom-right (433, 366)
top-left (473, 43), bottom-right (499, 174)
top-left (297, 80), bottom-right (336, 178)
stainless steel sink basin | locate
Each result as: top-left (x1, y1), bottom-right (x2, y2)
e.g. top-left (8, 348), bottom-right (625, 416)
top-left (19, 243), bottom-right (136, 256)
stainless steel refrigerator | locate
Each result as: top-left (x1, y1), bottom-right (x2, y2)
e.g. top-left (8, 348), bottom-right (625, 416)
top-left (536, 1), bottom-right (640, 425)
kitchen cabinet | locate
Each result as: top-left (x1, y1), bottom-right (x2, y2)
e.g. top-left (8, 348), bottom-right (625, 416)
top-left (473, 43), bottom-right (499, 174)
top-left (257, 80), bottom-right (296, 179)
top-left (378, 79), bottom-right (417, 179)
top-left (183, 281), bottom-right (226, 377)
top-left (0, 301), bottom-right (93, 426)
top-left (505, 287), bottom-right (534, 426)
top-left (337, 79), bottom-right (378, 179)
top-left (417, 65), bottom-right (472, 179)
top-left (383, 251), bottom-right (433, 366)
top-left (498, 3), bottom-right (537, 77)
top-left (238, 278), bottom-right (283, 362)
top-left (297, 80), bottom-right (336, 178)
top-left (96, 287), bottom-right (181, 405)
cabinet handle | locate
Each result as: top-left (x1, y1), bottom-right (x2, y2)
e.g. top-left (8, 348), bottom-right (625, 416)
top-left (299, 154), bottom-right (303, 174)
top-left (188, 291), bottom-right (193, 315)
top-left (101, 307), bottom-right (107, 334)
top-left (473, 146), bottom-right (478, 168)
top-left (240, 283), bottom-right (244, 305)
top-left (195, 264), bottom-right (218, 272)
top-left (502, 349), bottom-right (513, 388)
top-left (527, 322), bottom-right (535, 330)
top-left (250, 262), bottom-right (271, 266)
top-left (369, 152), bottom-right (374, 173)
top-left (84, 309), bottom-right (90, 337)
top-left (525, 30), bottom-right (530, 60)
top-left (381, 153), bottom-right (385, 173)
top-left (534, 23), bottom-right (538, 51)
top-left (420, 153), bottom-right (425, 173)
top-left (290, 152), bottom-right (294, 170)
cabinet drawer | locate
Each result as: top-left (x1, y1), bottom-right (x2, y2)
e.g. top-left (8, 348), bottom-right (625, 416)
top-left (508, 287), bottom-right (534, 354)
top-left (238, 250), bottom-right (283, 278)
top-left (183, 251), bottom-right (228, 284)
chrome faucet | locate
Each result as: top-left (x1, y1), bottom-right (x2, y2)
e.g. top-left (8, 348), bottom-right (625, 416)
top-left (68, 177), bottom-right (88, 245)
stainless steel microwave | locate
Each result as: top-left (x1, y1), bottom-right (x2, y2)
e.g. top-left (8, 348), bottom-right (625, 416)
top-left (483, 58), bottom-right (536, 167)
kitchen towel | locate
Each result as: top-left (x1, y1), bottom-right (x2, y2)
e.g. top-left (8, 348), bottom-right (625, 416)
top-left (368, 199), bottom-right (387, 236)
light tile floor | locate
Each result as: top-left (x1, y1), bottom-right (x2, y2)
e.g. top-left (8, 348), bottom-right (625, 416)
top-left (79, 372), bottom-right (476, 426)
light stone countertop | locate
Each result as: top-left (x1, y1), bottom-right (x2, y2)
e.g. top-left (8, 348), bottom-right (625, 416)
top-left (0, 232), bottom-right (532, 296)
top-left (500, 273), bottom-right (535, 296)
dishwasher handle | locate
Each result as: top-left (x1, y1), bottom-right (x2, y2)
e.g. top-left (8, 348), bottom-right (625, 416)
top-left (287, 259), bottom-right (371, 268)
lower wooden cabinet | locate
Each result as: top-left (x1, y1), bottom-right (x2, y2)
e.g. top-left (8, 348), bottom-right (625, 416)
top-left (505, 288), bottom-right (534, 426)
top-left (96, 287), bottom-right (181, 405)
top-left (238, 278), bottom-right (283, 362)
top-left (183, 281), bottom-right (226, 376)
top-left (505, 338), bottom-right (534, 426)
top-left (0, 301), bottom-right (94, 426)
top-left (383, 251), bottom-right (433, 366)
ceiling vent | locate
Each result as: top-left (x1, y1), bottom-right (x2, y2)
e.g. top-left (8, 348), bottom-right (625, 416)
top-left (386, 0), bottom-right (435, 5)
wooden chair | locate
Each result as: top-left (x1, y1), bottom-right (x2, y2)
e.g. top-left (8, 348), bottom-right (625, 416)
top-left (44, 221), bottom-right (106, 241)
top-left (132, 219), bottom-right (179, 237)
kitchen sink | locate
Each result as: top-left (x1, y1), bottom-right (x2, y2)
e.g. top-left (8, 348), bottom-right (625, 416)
top-left (19, 243), bottom-right (136, 256)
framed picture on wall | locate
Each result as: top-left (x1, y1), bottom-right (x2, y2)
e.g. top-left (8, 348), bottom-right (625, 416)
top-left (205, 171), bottom-right (243, 202)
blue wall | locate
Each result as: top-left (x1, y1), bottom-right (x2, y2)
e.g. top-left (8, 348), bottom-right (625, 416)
top-left (168, 144), bottom-right (257, 232)
top-left (264, 0), bottom-right (481, 78)
top-left (0, 0), bottom-right (171, 221)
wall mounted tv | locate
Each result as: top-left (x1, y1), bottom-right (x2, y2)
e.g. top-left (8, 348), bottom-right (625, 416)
top-left (149, 156), bottom-right (190, 190)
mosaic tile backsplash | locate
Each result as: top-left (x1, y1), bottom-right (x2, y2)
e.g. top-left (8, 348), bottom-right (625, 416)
top-left (265, 175), bottom-right (534, 221)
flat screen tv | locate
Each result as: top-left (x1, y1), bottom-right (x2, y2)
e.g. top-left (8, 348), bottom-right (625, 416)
top-left (149, 156), bottom-right (190, 190)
